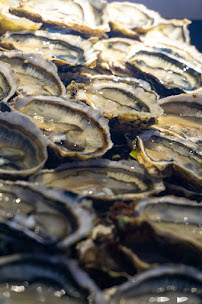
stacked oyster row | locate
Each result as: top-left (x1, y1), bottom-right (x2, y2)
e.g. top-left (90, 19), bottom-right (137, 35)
top-left (0, 0), bottom-right (201, 303)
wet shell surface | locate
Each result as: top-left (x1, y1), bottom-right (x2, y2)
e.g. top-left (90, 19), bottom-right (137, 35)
top-left (141, 18), bottom-right (191, 43)
top-left (32, 159), bottom-right (165, 201)
top-left (0, 180), bottom-right (95, 248)
top-left (136, 196), bottom-right (202, 251)
top-left (93, 37), bottom-right (136, 74)
top-left (155, 92), bottom-right (202, 144)
top-left (108, 265), bottom-right (202, 304)
top-left (77, 75), bottom-right (162, 130)
top-left (125, 44), bottom-right (202, 96)
top-left (1, 31), bottom-right (98, 67)
top-left (0, 50), bottom-right (66, 96)
top-left (10, 0), bottom-right (109, 37)
top-left (0, 61), bottom-right (17, 102)
top-left (136, 129), bottom-right (202, 190)
top-left (0, 111), bottom-right (47, 178)
top-left (103, 2), bottom-right (160, 38)
top-left (13, 95), bottom-right (113, 160)
top-left (0, 254), bottom-right (105, 304)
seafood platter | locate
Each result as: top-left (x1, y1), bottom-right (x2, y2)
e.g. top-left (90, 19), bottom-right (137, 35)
top-left (0, 0), bottom-right (201, 303)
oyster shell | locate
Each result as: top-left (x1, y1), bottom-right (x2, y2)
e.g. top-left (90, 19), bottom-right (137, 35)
top-left (0, 180), bottom-right (95, 248)
top-left (1, 31), bottom-right (97, 68)
top-left (103, 2), bottom-right (160, 38)
top-left (0, 50), bottom-right (66, 96)
top-left (77, 75), bottom-right (162, 130)
top-left (155, 92), bottom-right (202, 144)
top-left (32, 159), bottom-right (165, 201)
top-left (13, 95), bottom-right (113, 160)
top-left (0, 254), bottom-right (105, 304)
top-left (136, 196), bottom-right (202, 251)
top-left (141, 18), bottom-right (191, 43)
top-left (108, 265), bottom-right (202, 304)
top-left (125, 44), bottom-right (202, 96)
top-left (10, 0), bottom-right (109, 37)
top-left (0, 111), bottom-right (47, 178)
top-left (0, 61), bottom-right (17, 102)
top-left (136, 129), bottom-right (202, 190)
top-left (0, 1), bottom-right (41, 34)
top-left (93, 38), bottom-right (136, 75)
top-left (77, 223), bottom-right (148, 289)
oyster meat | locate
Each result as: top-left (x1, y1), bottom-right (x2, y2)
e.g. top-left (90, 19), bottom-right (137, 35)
top-left (136, 129), bottom-right (202, 190)
top-left (0, 111), bottom-right (47, 178)
top-left (77, 75), bottom-right (162, 130)
top-left (141, 18), bottom-right (191, 43)
top-left (0, 61), bottom-right (17, 102)
top-left (93, 38), bottom-right (136, 74)
top-left (1, 31), bottom-right (97, 67)
top-left (32, 159), bottom-right (164, 201)
top-left (126, 44), bottom-right (202, 96)
top-left (13, 95), bottom-right (113, 159)
top-left (10, 0), bottom-right (109, 37)
top-left (155, 92), bottom-right (202, 144)
top-left (108, 266), bottom-right (202, 304)
top-left (103, 2), bottom-right (160, 38)
top-left (136, 196), bottom-right (202, 251)
top-left (0, 180), bottom-right (95, 248)
top-left (0, 50), bottom-right (66, 96)
top-left (0, 254), bottom-right (105, 304)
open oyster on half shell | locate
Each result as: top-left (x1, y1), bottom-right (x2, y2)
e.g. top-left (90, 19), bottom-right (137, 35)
top-left (76, 75), bottom-right (162, 131)
top-left (141, 18), bottom-right (191, 43)
top-left (136, 196), bottom-right (202, 253)
top-left (0, 61), bottom-right (17, 102)
top-left (0, 254), bottom-right (106, 304)
top-left (0, 0), bottom-right (41, 35)
top-left (0, 50), bottom-right (66, 96)
top-left (0, 31), bottom-right (97, 68)
top-left (135, 129), bottom-right (202, 191)
top-left (0, 111), bottom-right (47, 178)
top-left (107, 265), bottom-right (202, 304)
top-left (125, 44), bottom-right (202, 96)
top-left (102, 2), bottom-right (160, 38)
top-left (32, 159), bottom-right (164, 201)
top-left (93, 38), bottom-right (137, 75)
top-left (12, 95), bottom-right (113, 160)
top-left (0, 180), bottom-right (95, 248)
top-left (10, 0), bottom-right (109, 37)
top-left (155, 92), bottom-right (202, 144)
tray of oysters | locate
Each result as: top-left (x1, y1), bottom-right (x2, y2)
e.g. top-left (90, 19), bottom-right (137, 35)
top-left (0, 0), bottom-right (201, 303)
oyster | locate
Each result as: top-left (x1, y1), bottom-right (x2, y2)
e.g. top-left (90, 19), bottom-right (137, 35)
top-left (0, 254), bottom-right (105, 304)
top-left (141, 18), bottom-right (191, 43)
top-left (136, 129), bottom-right (202, 190)
top-left (77, 75), bottom-right (162, 130)
top-left (13, 95), bottom-right (113, 160)
top-left (108, 265), bottom-right (202, 304)
top-left (0, 180), bottom-right (95, 248)
top-left (125, 44), bottom-right (202, 96)
top-left (136, 196), bottom-right (202, 251)
top-left (32, 159), bottom-right (164, 201)
top-left (103, 2), bottom-right (160, 38)
top-left (0, 50), bottom-right (66, 96)
top-left (0, 61), bottom-right (17, 102)
top-left (77, 223), bottom-right (148, 289)
top-left (0, 111), bottom-right (47, 178)
top-left (10, 0), bottom-right (109, 37)
top-left (1, 31), bottom-right (97, 67)
top-left (155, 92), bottom-right (202, 144)
top-left (0, 0), bottom-right (41, 34)
top-left (93, 38), bottom-right (137, 74)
